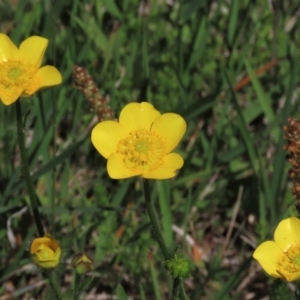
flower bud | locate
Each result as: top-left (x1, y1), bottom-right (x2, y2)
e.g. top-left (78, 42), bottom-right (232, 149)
top-left (30, 234), bottom-right (61, 269)
top-left (71, 253), bottom-right (94, 274)
top-left (165, 255), bottom-right (192, 279)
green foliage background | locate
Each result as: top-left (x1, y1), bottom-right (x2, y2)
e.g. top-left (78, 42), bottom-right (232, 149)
top-left (1, 0), bottom-right (300, 299)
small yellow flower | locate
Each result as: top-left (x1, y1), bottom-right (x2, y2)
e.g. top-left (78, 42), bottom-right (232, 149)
top-left (253, 217), bottom-right (300, 281)
top-left (91, 102), bottom-right (186, 179)
top-left (0, 34), bottom-right (62, 105)
top-left (30, 234), bottom-right (61, 269)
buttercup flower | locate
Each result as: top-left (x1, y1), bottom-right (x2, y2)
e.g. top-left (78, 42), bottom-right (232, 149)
top-left (30, 234), bottom-right (61, 269)
top-left (253, 217), bottom-right (300, 281)
top-left (0, 34), bottom-right (62, 105)
top-left (91, 102), bottom-right (186, 179)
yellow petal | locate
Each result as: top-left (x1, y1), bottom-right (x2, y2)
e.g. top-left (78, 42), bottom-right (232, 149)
top-left (33, 246), bottom-right (61, 269)
top-left (151, 113), bottom-right (187, 154)
top-left (31, 235), bottom-right (51, 253)
top-left (282, 270), bottom-right (300, 282)
top-left (0, 86), bottom-right (23, 105)
top-left (91, 121), bottom-right (129, 159)
top-left (22, 65), bottom-right (62, 96)
top-left (53, 246), bottom-right (62, 263)
top-left (253, 241), bottom-right (283, 279)
top-left (47, 239), bottom-right (59, 251)
top-left (19, 36), bottom-right (48, 68)
top-left (0, 34), bottom-right (19, 61)
top-left (107, 153), bottom-right (140, 179)
top-left (274, 217), bottom-right (300, 252)
top-left (143, 152), bottom-right (184, 179)
top-left (30, 234), bottom-right (59, 253)
top-left (119, 102), bottom-right (161, 131)
top-left (35, 260), bottom-right (57, 269)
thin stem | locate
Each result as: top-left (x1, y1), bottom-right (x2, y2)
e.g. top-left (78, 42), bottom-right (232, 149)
top-left (15, 100), bottom-right (44, 237)
top-left (142, 179), bottom-right (171, 260)
top-left (179, 282), bottom-right (190, 300)
top-left (17, 101), bottom-right (62, 299)
top-left (73, 273), bottom-right (81, 300)
top-left (296, 282), bottom-right (300, 300)
top-left (47, 272), bottom-right (63, 300)
top-left (50, 0), bottom-right (57, 233)
top-left (171, 277), bottom-right (180, 300)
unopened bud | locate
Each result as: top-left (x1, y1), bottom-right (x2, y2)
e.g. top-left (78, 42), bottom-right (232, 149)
top-left (72, 253), bottom-right (94, 274)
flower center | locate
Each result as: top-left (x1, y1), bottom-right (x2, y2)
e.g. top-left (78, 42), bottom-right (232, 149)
top-left (0, 60), bottom-right (38, 97)
top-left (37, 244), bottom-right (55, 260)
top-left (135, 140), bottom-right (149, 153)
top-left (277, 245), bottom-right (300, 280)
top-left (117, 129), bottom-right (165, 173)
top-left (7, 66), bottom-right (23, 80)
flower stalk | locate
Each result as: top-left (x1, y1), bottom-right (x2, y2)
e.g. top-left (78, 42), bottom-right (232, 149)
top-left (17, 102), bottom-right (62, 299)
top-left (143, 179), bottom-right (191, 300)
top-left (72, 273), bottom-right (81, 300)
top-left (142, 179), bottom-right (171, 260)
top-left (47, 272), bottom-right (63, 300)
top-left (171, 277), bottom-right (181, 300)
top-left (16, 100), bottom-right (44, 237)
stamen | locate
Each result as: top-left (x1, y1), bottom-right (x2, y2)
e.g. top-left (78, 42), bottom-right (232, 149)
top-left (277, 245), bottom-right (300, 280)
top-left (7, 66), bottom-right (23, 80)
top-left (117, 129), bottom-right (165, 172)
top-left (0, 60), bottom-right (38, 96)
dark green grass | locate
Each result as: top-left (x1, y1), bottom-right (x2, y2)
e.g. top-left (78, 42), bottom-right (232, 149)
top-left (1, 0), bottom-right (300, 299)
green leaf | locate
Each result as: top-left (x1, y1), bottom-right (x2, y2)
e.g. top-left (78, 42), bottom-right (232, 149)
top-left (102, 0), bottom-right (123, 20)
top-left (116, 285), bottom-right (128, 300)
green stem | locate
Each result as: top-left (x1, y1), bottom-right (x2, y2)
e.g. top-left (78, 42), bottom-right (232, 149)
top-left (73, 273), bottom-right (81, 300)
top-left (179, 282), bottom-right (190, 300)
top-left (15, 101), bottom-right (44, 237)
top-left (47, 272), bottom-right (63, 300)
top-left (142, 179), bottom-right (171, 260)
top-left (296, 283), bottom-right (300, 300)
top-left (17, 101), bottom-right (62, 299)
top-left (171, 277), bottom-right (180, 300)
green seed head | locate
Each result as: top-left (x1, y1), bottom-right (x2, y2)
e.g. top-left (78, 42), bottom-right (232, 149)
top-left (165, 255), bottom-right (192, 279)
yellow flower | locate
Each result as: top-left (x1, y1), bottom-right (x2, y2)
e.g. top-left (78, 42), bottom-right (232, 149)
top-left (30, 234), bottom-right (61, 269)
top-left (0, 34), bottom-right (62, 105)
top-left (253, 217), bottom-right (300, 281)
top-left (91, 102), bottom-right (186, 179)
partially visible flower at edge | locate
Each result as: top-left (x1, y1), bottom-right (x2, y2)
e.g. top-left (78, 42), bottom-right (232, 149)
top-left (30, 234), bottom-right (61, 269)
top-left (253, 217), bottom-right (300, 281)
top-left (91, 102), bottom-right (187, 179)
top-left (0, 33), bottom-right (62, 105)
